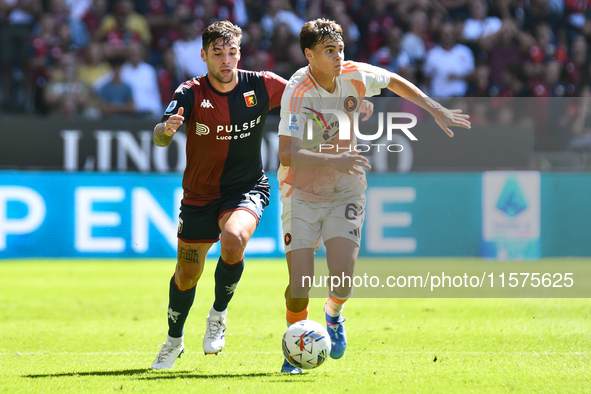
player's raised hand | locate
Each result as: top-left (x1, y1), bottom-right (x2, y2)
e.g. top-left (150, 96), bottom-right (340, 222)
top-left (432, 107), bottom-right (471, 138)
top-left (164, 107), bottom-right (185, 137)
top-left (330, 151), bottom-right (372, 175)
top-left (360, 100), bottom-right (374, 121)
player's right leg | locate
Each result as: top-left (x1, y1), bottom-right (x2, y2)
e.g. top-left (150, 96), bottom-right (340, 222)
top-left (280, 197), bottom-right (320, 373)
top-left (152, 201), bottom-right (219, 370)
top-left (321, 196), bottom-right (365, 360)
top-left (152, 240), bottom-right (212, 369)
top-left (282, 248), bottom-right (315, 374)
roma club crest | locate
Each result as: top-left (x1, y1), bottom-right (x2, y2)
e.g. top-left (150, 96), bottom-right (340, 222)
top-left (244, 90), bottom-right (257, 107)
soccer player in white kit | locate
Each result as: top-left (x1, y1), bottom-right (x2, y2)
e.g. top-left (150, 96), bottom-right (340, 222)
top-left (278, 18), bottom-right (471, 374)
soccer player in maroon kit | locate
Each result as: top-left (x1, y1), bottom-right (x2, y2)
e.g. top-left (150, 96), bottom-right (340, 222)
top-left (151, 21), bottom-right (287, 369)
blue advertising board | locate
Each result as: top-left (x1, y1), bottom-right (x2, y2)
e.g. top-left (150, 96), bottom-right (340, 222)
top-left (0, 172), bottom-right (282, 258)
top-left (1, 171), bottom-right (590, 258)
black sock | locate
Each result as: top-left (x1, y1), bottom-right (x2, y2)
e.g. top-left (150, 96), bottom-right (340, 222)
top-left (167, 275), bottom-right (196, 338)
top-left (213, 257), bottom-right (244, 312)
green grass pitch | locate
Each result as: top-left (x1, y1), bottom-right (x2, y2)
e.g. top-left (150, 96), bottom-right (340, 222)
top-left (1, 259), bottom-right (589, 393)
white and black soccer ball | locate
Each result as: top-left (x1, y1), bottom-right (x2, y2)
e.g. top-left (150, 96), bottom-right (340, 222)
top-left (282, 320), bottom-right (331, 369)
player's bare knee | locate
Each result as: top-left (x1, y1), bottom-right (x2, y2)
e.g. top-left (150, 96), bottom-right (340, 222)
top-left (220, 231), bottom-right (246, 264)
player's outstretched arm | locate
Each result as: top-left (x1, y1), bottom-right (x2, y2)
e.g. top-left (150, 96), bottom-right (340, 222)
top-left (279, 135), bottom-right (371, 175)
top-left (154, 107), bottom-right (185, 147)
top-left (386, 73), bottom-right (471, 138)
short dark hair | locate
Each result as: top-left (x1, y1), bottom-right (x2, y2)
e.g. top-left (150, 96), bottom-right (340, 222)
top-left (299, 18), bottom-right (343, 54)
top-left (108, 56), bottom-right (126, 67)
top-left (202, 21), bottom-right (242, 52)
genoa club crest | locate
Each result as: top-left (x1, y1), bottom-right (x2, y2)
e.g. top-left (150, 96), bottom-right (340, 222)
top-left (244, 90), bottom-right (257, 107)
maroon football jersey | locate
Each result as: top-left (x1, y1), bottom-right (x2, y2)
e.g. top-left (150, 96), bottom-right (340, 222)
top-left (161, 70), bottom-right (286, 206)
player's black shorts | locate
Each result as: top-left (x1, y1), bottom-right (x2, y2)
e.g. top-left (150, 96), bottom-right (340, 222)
top-left (177, 175), bottom-right (271, 243)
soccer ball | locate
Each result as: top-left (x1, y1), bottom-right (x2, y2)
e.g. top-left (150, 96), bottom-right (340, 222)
top-left (282, 320), bottom-right (331, 369)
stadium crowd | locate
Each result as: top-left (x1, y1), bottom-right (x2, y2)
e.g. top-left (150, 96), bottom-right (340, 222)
top-left (1, 0), bottom-right (591, 150)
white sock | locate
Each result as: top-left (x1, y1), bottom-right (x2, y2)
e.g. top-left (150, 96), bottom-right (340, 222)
top-left (167, 334), bottom-right (183, 346)
top-left (325, 298), bottom-right (344, 318)
top-left (209, 306), bottom-right (227, 317)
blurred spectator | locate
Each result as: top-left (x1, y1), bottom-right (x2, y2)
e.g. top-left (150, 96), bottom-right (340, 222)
top-left (268, 22), bottom-right (292, 76)
top-left (241, 21), bottom-right (269, 59)
top-left (564, 34), bottom-right (589, 95)
top-left (466, 63), bottom-right (495, 97)
top-left (50, 21), bottom-right (78, 60)
top-left (48, 0), bottom-right (90, 49)
top-left (531, 60), bottom-right (566, 97)
top-left (440, 0), bottom-right (469, 20)
top-left (525, 22), bottom-right (568, 81)
top-left (77, 41), bottom-right (110, 87)
top-left (564, 0), bottom-right (589, 36)
top-left (65, 0), bottom-right (92, 21)
top-left (29, 13), bottom-right (56, 114)
top-left (400, 9), bottom-right (430, 64)
top-left (81, 0), bottom-right (107, 38)
top-left (246, 49), bottom-right (274, 71)
top-left (285, 40), bottom-right (307, 73)
top-left (43, 52), bottom-right (89, 117)
top-left (467, 97), bottom-right (490, 125)
top-left (481, 19), bottom-right (531, 86)
top-left (96, 0), bottom-right (150, 52)
top-left (194, 0), bottom-right (247, 28)
top-left (423, 22), bottom-right (474, 97)
top-left (461, 0), bottom-right (502, 42)
top-left (329, 0), bottom-right (360, 60)
top-left (0, 0), bottom-right (41, 110)
top-left (370, 25), bottom-right (412, 77)
top-left (358, 0), bottom-right (397, 61)
top-left (172, 17), bottom-right (207, 80)
top-left (144, 0), bottom-right (193, 60)
top-left (120, 42), bottom-right (161, 117)
top-left (97, 55), bottom-right (135, 118)
top-left (260, 0), bottom-right (304, 39)
top-left (157, 46), bottom-right (181, 107)
top-left (500, 63), bottom-right (531, 97)
top-left (522, 0), bottom-right (562, 34)
top-left (77, 42), bottom-right (110, 117)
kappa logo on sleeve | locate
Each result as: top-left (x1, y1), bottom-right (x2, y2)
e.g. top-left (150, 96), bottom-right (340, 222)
top-left (165, 100), bottom-right (177, 113)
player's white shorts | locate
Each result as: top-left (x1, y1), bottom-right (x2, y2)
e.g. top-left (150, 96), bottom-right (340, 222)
top-left (280, 194), bottom-right (366, 253)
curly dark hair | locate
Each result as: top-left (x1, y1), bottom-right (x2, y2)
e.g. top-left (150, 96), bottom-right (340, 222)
top-left (202, 21), bottom-right (242, 53)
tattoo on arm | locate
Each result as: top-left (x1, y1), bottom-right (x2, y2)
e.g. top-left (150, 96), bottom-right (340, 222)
top-left (179, 247), bottom-right (200, 264)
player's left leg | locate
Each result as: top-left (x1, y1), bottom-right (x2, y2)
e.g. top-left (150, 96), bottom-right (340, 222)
top-left (324, 237), bottom-right (359, 359)
top-left (202, 209), bottom-right (259, 355)
top-left (281, 247), bottom-right (315, 374)
top-left (321, 197), bottom-right (365, 359)
top-left (203, 177), bottom-right (270, 354)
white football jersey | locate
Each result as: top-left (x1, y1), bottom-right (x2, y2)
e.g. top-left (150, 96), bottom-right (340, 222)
top-left (278, 61), bottom-right (390, 202)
